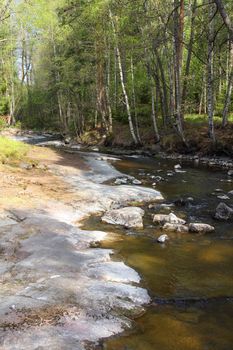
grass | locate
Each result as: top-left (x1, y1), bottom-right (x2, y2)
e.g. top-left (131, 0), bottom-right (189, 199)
top-left (0, 136), bottom-right (29, 164)
top-left (185, 113), bottom-right (233, 124)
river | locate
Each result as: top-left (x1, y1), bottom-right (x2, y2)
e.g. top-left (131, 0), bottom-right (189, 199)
top-left (83, 155), bottom-right (233, 350)
top-left (6, 133), bottom-right (233, 349)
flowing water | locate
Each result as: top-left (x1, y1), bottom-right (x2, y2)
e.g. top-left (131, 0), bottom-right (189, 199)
top-left (83, 155), bottom-right (233, 350)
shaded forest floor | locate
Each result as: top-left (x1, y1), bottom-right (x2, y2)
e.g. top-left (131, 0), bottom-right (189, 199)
top-left (81, 115), bottom-right (233, 157)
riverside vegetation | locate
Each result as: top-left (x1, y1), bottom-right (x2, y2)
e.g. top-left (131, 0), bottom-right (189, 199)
top-left (0, 1), bottom-right (232, 154)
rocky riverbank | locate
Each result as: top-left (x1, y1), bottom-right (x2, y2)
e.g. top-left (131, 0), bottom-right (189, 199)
top-left (0, 140), bottom-right (163, 350)
top-left (2, 128), bottom-right (233, 170)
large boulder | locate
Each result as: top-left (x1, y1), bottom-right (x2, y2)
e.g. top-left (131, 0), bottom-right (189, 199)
top-left (163, 223), bottom-right (189, 233)
top-left (153, 213), bottom-right (186, 225)
top-left (188, 223), bottom-right (215, 233)
top-left (214, 202), bottom-right (233, 221)
top-left (102, 207), bottom-right (145, 228)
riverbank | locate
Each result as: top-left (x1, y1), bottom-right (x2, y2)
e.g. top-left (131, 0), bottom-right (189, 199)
top-left (3, 128), bottom-right (233, 171)
top-left (0, 139), bottom-right (163, 349)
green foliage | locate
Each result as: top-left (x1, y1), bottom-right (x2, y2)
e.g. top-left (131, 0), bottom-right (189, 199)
top-left (1, 0), bottom-right (231, 147)
top-left (0, 119), bottom-right (7, 130)
top-left (0, 137), bottom-right (29, 164)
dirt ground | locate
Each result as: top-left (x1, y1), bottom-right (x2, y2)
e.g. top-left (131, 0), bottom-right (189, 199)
top-left (0, 146), bottom-right (89, 214)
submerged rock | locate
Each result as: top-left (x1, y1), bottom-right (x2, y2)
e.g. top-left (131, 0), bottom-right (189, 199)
top-left (149, 203), bottom-right (174, 211)
top-left (174, 197), bottom-right (194, 207)
top-left (214, 202), bottom-right (233, 221)
top-left (188, 223), bottom-right (215, 233)
top-left (157, 234), bottom-right (169, 243)
top-left (153, 213), bottom-right (186, 225)
top-left (102, 207), bottom-right (145, 228)
top-left (163, 223), bottom-right (189, 233)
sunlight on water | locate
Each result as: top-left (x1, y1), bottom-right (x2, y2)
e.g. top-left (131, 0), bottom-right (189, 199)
top-left (84, 156), bottom-right (233, 350)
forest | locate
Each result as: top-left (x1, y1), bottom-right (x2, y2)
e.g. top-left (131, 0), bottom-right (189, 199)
top-left (0, 1), bottom-right (233, 350)
top-left (0, 0), bottom-right (232, 153)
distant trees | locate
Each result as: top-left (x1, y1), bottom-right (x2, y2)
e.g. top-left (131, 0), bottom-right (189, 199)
top-left (0, 0), bottom-right (232, 147)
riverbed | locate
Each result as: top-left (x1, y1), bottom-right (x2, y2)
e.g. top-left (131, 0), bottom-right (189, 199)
top-left (2, 132), bottom-right (233, 350)
top-left (82, 155), bottom-right (233, 350)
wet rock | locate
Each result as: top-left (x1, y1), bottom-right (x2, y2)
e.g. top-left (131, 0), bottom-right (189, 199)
top-left (174, 164), bottom-right (182, 170)
top-left (153, 213), bottom-right (186, 225)
top-left (163, 223), bottom-right (189, 233)
top-left (167, 171), bottom-right (175, 177)
top-left (175, 169), bottom-right (187, 173)
top-left (188, 223), bottom-right (215, 233)
top-left (228, 190), bottom-right (233, 196)
top-left (132, 179), bottom-right (142, 185)
top-left (228, 170), bottom-right (233, 176)
top-left (114, 176), bottom-right (141, 186)
top-left (215, 189), bottom-right (223, 193)
top-left (114, 177), bottom-right (128, 185)
top-left (92, 147), bottom-right (99, 152)
top-left (174, 197), bottom-right (194, 207)
top-left (157, 234), bottom-right (169, 243)
top-left (153, 176), bottom-right (164, 182)
top-left (153, 214), bottom-right (169, 224)
top-left (217, 195), bottom-right (230, 200)
top-left (64, 137), bottom-right (72, 144)
top-left (214, 202), bottom-right (233, 221)
top-left (149, 203), bottom-right (174, 211)
top-left (102, 207), bottom-right (145, 228)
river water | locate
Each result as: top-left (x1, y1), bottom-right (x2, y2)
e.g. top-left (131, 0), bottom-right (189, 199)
top-left (83, 155), bottom-right (233, 350)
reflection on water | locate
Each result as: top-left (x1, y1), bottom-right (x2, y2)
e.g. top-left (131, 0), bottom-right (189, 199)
top-left (85, 156), bottom-right (233, 350)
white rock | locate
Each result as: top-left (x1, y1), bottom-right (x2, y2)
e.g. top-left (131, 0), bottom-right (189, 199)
top-left (153, 213), bottom-right (186, 225)
top-left (188, 223), bottom-right (215, 233)
top-left (102, 207), bottom-right (145, 228)
top-left (153, 214), bottom-right (169, 224)
top-left (163, 223), bottom-right (189, 233)
top-left (217, 195), bottom-right (230, 200)
top-left (174, 164), bottom-right (182, 170)
top-left (132, 179), bottom-right (142, 185)
top-left (157, 234), bottom-right (169, 243)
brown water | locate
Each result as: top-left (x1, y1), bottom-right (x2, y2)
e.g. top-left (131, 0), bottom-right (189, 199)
top-left (85, 156), bottom-right (233, 350)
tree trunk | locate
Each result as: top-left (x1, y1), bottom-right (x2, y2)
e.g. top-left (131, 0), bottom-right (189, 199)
top-left (151, 86), bottom-right (160, 143)
top-left (173, 0), bottom-right (186, 143)
top-left (222, 43), bottom-right (233, 127)
top-left (130, 56), bottom-right (141, 143)
top-left (213, 0), bottom-right (233, 127)
top-left (106, 42), bottom-right (113, 133)
top-left (181, 0), bottom-right (197, 116)
top-left (207, 0), bottom-right (216, 143)
top-left (109, 9), bottom-right (139, 145)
